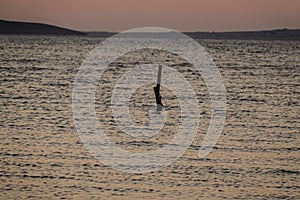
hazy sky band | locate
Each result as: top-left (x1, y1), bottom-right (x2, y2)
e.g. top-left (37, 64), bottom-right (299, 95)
top-left (0, 0), bottom-right (299, 32)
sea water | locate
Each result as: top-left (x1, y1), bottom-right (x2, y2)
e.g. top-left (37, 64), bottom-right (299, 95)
top-left (0, 35), bottom-right (299, 199)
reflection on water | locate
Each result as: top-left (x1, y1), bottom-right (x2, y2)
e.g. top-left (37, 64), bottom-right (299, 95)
top-left (0, 36), bottom-right (299, 199)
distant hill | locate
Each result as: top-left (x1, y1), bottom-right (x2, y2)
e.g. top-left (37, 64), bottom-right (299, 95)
top-left (1, 19), bottom-right (299, 39)
top-left (0, 19), bottom-right (86, 35)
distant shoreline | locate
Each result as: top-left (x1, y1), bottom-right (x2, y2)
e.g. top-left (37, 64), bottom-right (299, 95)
top-left (1, 19), bottom-right (299, 40)
top-left (0, 19), bottom-right (86, 35)
top-left (87, 29), bottom-right (300, 40)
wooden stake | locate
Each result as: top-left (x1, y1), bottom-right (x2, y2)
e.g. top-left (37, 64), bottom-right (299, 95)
top-left (154, 65), bottom-right (163, 111)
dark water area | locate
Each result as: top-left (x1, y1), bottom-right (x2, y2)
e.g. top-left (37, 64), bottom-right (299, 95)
top-left (0, 35), bottom-right (299, 199)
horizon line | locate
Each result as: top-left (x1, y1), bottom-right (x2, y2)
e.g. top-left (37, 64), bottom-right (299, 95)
top-left (1, 18), bottom-right (299, 33)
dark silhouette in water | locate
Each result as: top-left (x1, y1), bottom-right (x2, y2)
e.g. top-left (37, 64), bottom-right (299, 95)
top-left (154, 65), bottom-right (163, 111)
top-left (154, 85), bottom-right (163, 111)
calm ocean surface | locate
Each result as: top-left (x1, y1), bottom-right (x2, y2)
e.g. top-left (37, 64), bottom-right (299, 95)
top-left (0, 35), bottom-right (299, 199)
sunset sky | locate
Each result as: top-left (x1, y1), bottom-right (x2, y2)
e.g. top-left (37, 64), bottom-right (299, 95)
top-left (0, 0), bottom-right (299, 32)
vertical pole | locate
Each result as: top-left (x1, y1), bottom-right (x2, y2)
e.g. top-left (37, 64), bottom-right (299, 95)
top-left (157, 64), bottom-right (162, 85)
top-left (154, 65), bottom-right (163, 111)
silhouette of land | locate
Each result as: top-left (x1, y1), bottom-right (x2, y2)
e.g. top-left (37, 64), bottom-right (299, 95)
top-left (184, 29), bottom-right (300, 40)
top-left (0, 19), bottom-right (86, 35)
top-left (88, 29), bottom-right (300, 40)
top-left (1, 19), bottom-right (299, 39)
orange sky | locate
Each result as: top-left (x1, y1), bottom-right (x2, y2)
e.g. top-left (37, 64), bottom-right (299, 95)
top-left (0, 0), bottom-right (299, 32)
